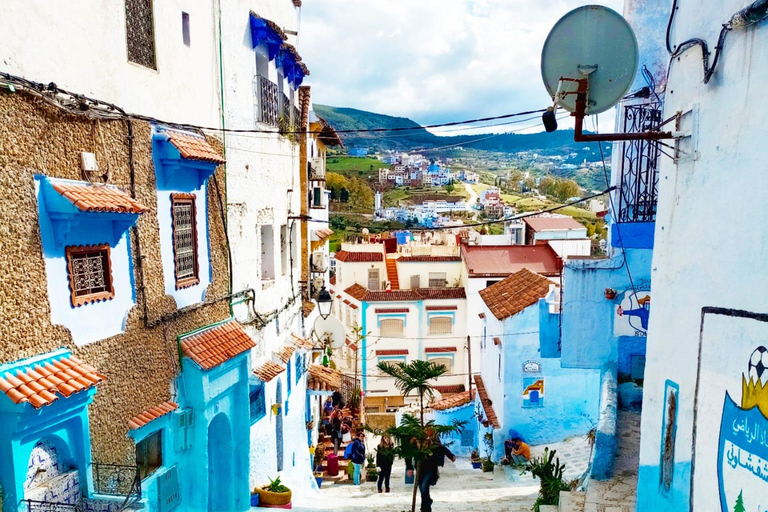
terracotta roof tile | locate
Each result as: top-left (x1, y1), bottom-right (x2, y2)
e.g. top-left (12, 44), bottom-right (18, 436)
top-left (165, 130), bottom-right (226, 164)
top-left (307, 365), bottom-right (342, 392)
top-left (426, 306), bottom-right (458, 311)
top-left (0, 353), bottom-right (105, 409)
top-left (180, 321), bottom-right (255, 370)
top-left (249, 12), bottom-right (288, 40)
top-left (349, 303), bottom-right (358, 310)
top-left (277, 345), bottom-right (296, 363)
top-left (431, 389), bottom-right (475, 411)
top-left (335, 250), bottom-right (383, 262)
top-left (52, 183), bottom-right (148, 214)
top-left (291, 333), bottom-right (315, 350)
top-left (493, 337), bottom-right (502, 346)
top-left (292, 0), bottom-right (302, 6)
top-left (376, 350), bottom-right (408, 356)
top-left (344, 284), bottom-right (367, 301)
top-left (128, 401), bottom-right (179, 430)
top-left (474, 375), bottom-right (500, 429)
top-left (398, 256), bottom-right (462, 262)
top-left (302, 300), bottom-right (316, 318)
top-left (317, 116), bottom-right (344, 148)
top-left (417, 288), bottom-right (466, 300)
top-left (375, 308), bottom-right (409, 314)
top-left (478, 268), bottom-right (552, 321)
top-left (253, 361), bottom-right (286, 382)
top-left (314, 228), bottom-right (334, 241)
top-left (425, 347), bottom-right (457, 353)
top-left (329, 275), bottom-right (336, 285)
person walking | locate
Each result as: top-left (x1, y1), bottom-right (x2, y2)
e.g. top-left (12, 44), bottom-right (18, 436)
top-left (330, 407), bottom-right (343, 455)
top-left (407, 438), bottom-right (456, 512)
top-left (376, 435), bottom-right (395, 493)
top-left (349, 431), bottom-right (366, 485)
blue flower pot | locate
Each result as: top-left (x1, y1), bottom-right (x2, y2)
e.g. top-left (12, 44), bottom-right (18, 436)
top-left (250, 493), bottom-right (260, 507)
top-left (471, 461), bottom-right (482, 469)
top-left (315, 477), bottom-right (323, 488)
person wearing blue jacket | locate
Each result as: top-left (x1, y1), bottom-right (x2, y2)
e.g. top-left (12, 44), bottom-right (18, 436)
top-left (349, 431), bottom-right (366, 485)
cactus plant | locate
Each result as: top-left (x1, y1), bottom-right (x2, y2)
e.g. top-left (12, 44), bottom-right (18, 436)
top-left (523, 448), bottom-right (570, 512)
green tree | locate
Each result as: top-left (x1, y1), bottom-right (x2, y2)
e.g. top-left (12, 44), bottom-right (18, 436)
top-left (326, 172), bottom-right (348, 202)
top-left (371, 360), bottom-right (464, 512)
top-left (733, 490), bottom-right (745, 512)
top-left (555, 179), bottom-right (580, 202)
top-left (340, 188), bottom-right (349, 203)
top-left (445, 183), bottom-right (455, 194)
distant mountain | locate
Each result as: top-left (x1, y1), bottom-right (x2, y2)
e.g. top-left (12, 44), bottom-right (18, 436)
top-left (314, 104), bottom-right (611, 158)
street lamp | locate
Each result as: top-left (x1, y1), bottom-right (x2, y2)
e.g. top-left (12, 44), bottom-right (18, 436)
top-left (316, 286), bottom-right (333, 320)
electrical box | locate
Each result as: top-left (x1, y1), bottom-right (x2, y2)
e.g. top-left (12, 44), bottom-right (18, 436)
top-left (80, 152), bottom-right (98, 171)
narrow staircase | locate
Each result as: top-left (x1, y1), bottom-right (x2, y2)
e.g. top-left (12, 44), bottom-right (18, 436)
top-left (318, 407), bottom-right (364, 486)
top-left (385, 258), bottom-right (399, 290)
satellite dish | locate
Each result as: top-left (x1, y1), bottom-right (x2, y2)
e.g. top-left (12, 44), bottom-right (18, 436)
top-left (313, 314), bottom-right (346, 350)
top-left (541, 5), bottom-right (638, 115)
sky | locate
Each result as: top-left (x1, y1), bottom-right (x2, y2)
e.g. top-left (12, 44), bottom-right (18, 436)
top-left (299, 0), bottom-right (624, 135)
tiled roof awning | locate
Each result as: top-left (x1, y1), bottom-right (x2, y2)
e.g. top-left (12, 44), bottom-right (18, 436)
top-left (128, 401), bottom-right (178, 430)
top-left (152, 128), bottom-right (224, 188)
top-left (276, 345), bottom-right (296, 363)
top-left (431, 389), bottom-right (475, 411)
top-left (376, 350), bottom-right (408, 356)
top-left (312, 228), bottom-right (334, 242)
top-left (249, 12), bottom-right (287, 59)
top-left (335, 251), bottom-right (384, 262)
top-left (254, 361), bottom-right (286, 382)
top-left (307, 365), bottom-right (342, 392)
top-left (425, 347), bottom-right (457, 353)
top-left (479, 268), bottom-right (552, 321)
top-left (40, 177), bottom-right (148, 248)
top-left (474, 375), bottom-right (500, 429)
top-left (180, 320), bottom-right (256, 370)
top-left (0, 349), bottom-right (105, 409)
top-left (291, 333), bottom-right (315, 350)
top-left (277, 43), bottom-right (309, 88)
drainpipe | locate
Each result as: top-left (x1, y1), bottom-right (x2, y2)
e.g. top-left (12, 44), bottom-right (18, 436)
top-left (299, 86), bottom-right (311, 301)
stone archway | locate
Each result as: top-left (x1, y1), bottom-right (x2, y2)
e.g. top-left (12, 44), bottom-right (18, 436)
top-left (25, 436), bottom-right (79, 504)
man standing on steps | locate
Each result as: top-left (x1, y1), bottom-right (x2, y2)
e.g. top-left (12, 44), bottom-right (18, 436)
top-left (407, 439), bottom-right (456, 512)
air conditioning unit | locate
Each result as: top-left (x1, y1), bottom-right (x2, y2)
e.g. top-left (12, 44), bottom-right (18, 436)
top-left (312, 275), bottom-right (325, 294)
top-left (311, 251), bottom-right (327, 272)
top-left (311, 157), bottom-right (323, 170)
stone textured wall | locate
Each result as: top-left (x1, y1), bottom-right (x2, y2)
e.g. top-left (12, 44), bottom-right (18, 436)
top-left (0, 92), bottom-right (231, 464)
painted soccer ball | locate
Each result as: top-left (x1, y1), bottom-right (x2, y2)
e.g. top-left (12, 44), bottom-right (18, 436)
top-left (747, 346), bottom-right (768, 383)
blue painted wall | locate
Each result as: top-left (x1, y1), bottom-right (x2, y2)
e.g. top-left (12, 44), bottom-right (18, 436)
top-left (35, 177), bottom-right (139, 346)
top-left (431, 403), bottom-right (476, 458)
top-left (495, 305), bottom-right (601, 453)
top-left (592, 364), bottom-right (618, 480)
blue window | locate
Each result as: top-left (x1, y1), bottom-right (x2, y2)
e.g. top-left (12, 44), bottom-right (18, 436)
top-left (295, 354), bottom-right (302, 384)
top-left (287, 358), bottom-right (292, 396)
top-left (249, 384), bottom-right (266, 423)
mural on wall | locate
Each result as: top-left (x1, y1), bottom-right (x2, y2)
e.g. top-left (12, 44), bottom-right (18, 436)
top-left (692, 310), bottom-right (768, 512)
top-left (614, 280), bottom-right (651, 337)
top-left (522, 378), bottom-right (545, 407)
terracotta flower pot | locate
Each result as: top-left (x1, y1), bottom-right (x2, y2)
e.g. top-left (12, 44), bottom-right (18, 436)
top-left (605, 291), bottom-right (616, 300)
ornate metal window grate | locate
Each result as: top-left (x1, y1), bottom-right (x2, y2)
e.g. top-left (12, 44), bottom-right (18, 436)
top-left (92, 463), bottom-right (142, 498)
top-left (20, 500), bottom-right (80, 512)
top-left (253, 75), bottom-right (279, 127)
top-left (125, 0), bottom-right (156, 69)
top-left (617, 102), bottom-right (662, 223)
top-left (66, 244), bottom-right (114, 307)
top-left (171, 194), bottom-right (199, 288)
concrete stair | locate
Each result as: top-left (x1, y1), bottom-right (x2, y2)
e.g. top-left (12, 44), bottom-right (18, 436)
top-left (558, 491), bottom-right (586, 512)
top-left (385, 258), bottom-right (399, 290)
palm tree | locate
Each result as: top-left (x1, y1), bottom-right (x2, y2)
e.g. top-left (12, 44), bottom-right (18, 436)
top-left (377, 359), bottom-right (446, 426)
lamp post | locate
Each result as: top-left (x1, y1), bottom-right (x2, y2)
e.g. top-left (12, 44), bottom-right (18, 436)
top-left (315, 286), bottom-right (332, 320)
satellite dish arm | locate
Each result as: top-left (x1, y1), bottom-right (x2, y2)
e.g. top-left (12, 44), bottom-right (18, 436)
top-left (562, 78), bottom-right (677, 142)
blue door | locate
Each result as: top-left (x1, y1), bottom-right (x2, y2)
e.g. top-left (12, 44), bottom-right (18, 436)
top-left (276, 380), bottom-right (284, 472)
top-left (208, 414), bottom-right (234, 511)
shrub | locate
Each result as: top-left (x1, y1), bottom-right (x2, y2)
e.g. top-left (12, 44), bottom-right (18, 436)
top-left (523, 448), bottom-right (570, 512)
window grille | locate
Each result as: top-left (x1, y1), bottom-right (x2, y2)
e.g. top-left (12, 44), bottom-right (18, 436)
top-left (171, 194), bottom-right (199, 288)
top-left (250, 385), bottom-right (266, 423)
top-left (428, 272), bottom-right (447, 288)
top-left (66, 244), bottom-right (114, 307)
top-left (254, 75), bottom-right (279, 127)
top-left (617, 101), bottom-right (662, 223)
top-left (125, 0), bottom-right (156, 69)
top-left (427, 356), bottom-right (452, 373)
top-left (380, 318), bottom-right (404, 337)
top-left (428, 316), bottom-right (453, 335)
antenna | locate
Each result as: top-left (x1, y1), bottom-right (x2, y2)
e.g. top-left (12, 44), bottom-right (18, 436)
top-left (541, 5), bottom-right (676, 142)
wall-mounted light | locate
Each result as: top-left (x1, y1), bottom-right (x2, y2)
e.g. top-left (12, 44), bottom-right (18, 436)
top-left (315, 286), bottom-right (332, 320)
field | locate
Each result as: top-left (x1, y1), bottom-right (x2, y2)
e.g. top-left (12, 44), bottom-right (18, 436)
top-left (326, 156), bottom-right (385, 176)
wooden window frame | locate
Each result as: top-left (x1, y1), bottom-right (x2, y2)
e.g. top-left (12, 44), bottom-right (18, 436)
top-left (136, 429), bottom-right (163, 480)
top-left (171, 193), bottom-right (200, 289)
top-left (66, 244), bottom-right (115, 307)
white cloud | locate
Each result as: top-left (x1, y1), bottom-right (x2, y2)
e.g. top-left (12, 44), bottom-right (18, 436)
top-left (299, 0), bottom-right (624, 132)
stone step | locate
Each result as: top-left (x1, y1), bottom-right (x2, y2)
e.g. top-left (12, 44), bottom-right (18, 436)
top-left (558, 491), bottom-right (586, 512)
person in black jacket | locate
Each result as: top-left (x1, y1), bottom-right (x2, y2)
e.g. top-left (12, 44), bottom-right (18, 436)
top-left (406, 439), bottom-right (456, 512)
top-left (376, 435), bottom-right (395, 493)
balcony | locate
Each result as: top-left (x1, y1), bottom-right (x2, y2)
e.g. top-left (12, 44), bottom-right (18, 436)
top-left (253, 75), bottom-right (279, 128)
top-left (616, 101), bottom-right (662, 223)
top-left (92, 463), bottom-right (142, 498)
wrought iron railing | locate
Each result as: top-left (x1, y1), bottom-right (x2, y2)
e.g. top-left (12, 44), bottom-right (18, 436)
top-left (92, 463), bottom-right (142, 498)
top-left (253, 75), bottom-right (279, 127)
top-left (341, 374), bottom-right (360, 406)
top-left (616, 101), bottom-right (662, 223)
top-left (20, 500), bottom-right (80, 512)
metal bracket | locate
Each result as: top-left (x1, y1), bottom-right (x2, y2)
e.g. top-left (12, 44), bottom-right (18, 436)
top-left (674, 104), bottom-right (700, 163)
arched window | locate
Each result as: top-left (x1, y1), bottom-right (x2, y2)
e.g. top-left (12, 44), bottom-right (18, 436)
top-left (380, 318), bottom-right (404, 337)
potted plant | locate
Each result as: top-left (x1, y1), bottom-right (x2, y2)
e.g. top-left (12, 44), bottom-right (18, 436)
top-left (605, 287), bottom-right (617, 300)
top-left (313, 444), bottom-right (326, 472)
top-left (306, 419), bottom-right (315, 430)
top-left (271, 403), bottom-right (282, 415)
top-left (482, 432), bottom-right (495, 472)
top-left (365, 453), bottom-right (379, 482)
top-left (253, 476), bottom-right (292, 506)
top-left (482, 457), bottom-right (495, 473)
top-left (522, 448), bottom-right (570, 512)
top-left (470, 449), bottom-right (482, 469)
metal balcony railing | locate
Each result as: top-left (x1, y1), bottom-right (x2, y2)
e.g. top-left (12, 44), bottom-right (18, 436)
top-left (253, 75), bottom-right (279, 127)
top-left (616, 101), bottom-right (662, 223)
top-left (92, 463), bottom-right (142, 498)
